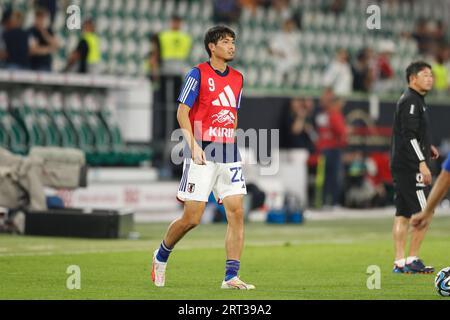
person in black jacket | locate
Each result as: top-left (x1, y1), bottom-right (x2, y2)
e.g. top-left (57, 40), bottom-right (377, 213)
top-left (280, 97), bottom-right (315, 153)
top-left (2, 11), bottom-right (30, 70)
top-left (34, 0), bottom-right (57, 30)
top-left (390, 61), bottom-right (440, 274)
top-left (29, 8), bottom-right (59, 71)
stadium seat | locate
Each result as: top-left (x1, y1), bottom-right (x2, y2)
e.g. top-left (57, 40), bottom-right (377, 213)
top-left (48, 93), bottom-right (78, 150)
top-left (63, 94), bottom-right (97, 165)
top-left (124, 0), bottom-right (137, 15)
top-left (11, 90), bottom-right (46, 150)
top-left (0, 123), bottom-right (7, 149)
top-left (34, 92), bottom-right (61, 147)
top-left (162, 0), bottom-right (176, 19)
top-left (0, 92), bottom-right (27, 155)
top-left (97, 0), bottom-right (110, 14)
top-left (80, 94), bottom-right (117, 166)
top-left (189, 1), bottom-right (201, 20)
top-left (97, 97), bottom-right (152, 166)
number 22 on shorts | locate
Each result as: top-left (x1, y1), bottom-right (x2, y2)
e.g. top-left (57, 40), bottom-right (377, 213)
top-left (230, 167), bottom-right (244, 183)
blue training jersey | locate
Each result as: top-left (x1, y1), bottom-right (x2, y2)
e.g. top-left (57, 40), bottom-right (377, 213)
top-left (443, 154), bottom-right (450, 173)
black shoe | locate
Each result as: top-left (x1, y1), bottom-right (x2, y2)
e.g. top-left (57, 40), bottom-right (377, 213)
top-left (393, 265), bottom-right (406, 273)
top-left (404, 259), bottom-right (434, 274)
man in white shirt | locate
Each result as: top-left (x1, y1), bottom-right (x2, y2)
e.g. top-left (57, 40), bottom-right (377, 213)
top-left (268, 18), bottom-right (301, 81)
top-left (323, 48), bottom-right (353, 96)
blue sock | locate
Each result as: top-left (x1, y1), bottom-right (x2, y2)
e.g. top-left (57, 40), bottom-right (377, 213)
top-left (225, 260), bottom-right (240, 281)
top-left (156, 241), bottom-right (172, 263)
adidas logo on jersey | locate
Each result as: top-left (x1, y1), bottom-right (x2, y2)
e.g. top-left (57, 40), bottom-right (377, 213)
top-left (212, 85), bottom-right (237, 108)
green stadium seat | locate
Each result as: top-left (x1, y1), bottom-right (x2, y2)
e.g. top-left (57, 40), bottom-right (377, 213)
top-left (48, 93), bottom-right (78, 150)
top-left (63, 94), bottom-right (97, 165)
top-left (98, 102), bottom-right (152, 166)
top-left (148, 0), bottom-right (161, 18)
top-left (11, 90), bottom-right (46, 150)
top-left (81, 95), bottom-right (117, 166)
top-left (125, 0), bottom-right (138, 15)
top-left (97, 0), bottom-right (110, 14)
top-left (34, 92), bottom-right (60, 147)
top-left (0, 123), bottom-right (7, 149)
top-left (189, 1), bottom-right (201, 20)
top-left (0, 92), bottom-right (27, 155)
top-left (177, 1), bottom-right (189, 17)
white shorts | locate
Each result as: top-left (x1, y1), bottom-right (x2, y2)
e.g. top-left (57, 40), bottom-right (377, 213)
top-left (177, 158), bottom-right (247, 203)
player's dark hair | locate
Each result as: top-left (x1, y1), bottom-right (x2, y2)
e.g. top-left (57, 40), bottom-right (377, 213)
top-left (204, 26), bottom-right (236, 57)
top-left (406, 61), bottom-right (431, 83)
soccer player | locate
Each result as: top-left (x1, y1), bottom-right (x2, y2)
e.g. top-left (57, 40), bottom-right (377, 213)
top-left (151, 26), bottom-right (255, 289)
top-left (411, 154), bottom-right (450, 230)
top-left (390, 61), bottom-right (439, 274)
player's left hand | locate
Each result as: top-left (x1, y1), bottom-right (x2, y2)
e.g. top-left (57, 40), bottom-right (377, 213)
top-left (431, 145), bottom-right (440, 160)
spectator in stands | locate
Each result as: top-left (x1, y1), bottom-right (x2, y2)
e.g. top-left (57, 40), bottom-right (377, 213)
top-left (431, 45), bottom-right (450, 95)
top-left (158, 15), bottom-right (192, 81)
top-left (2, 11), bottom-right (30, 70)
top-left (279, 97), bottom-right (316, 208)
top-left (366, 151), bottom-right (393, 207)
top-left (29, 8), bottom-right (59, 72)
top-left (153, 15), bottom-right (192, 142)
top-left (431, 20), bottom-right (446, 49)
top-left (65, 19), bottom-right (101, 74)
top-left (239, 0), bottom-right (258, 13)
top-left (0, 8), bottom-right (12, 68)
top-left (34, 0), bottom-right (57, 30)
top-left (323, 48), bottom-right (353, 96)
top-left (280, 97), bottom-right (316, 153)
top-left (147, 33), bottom-right (161, 89)
top-left (412, 18), bottom-right (434, 56)
top-left (239, 0), bottom-right (284, 15)
top-left (268, 18), bottom-right (301, 82)
top-left (351, 47), bottom-right (375, 93)
top-left (373, 40), bottom-right (395, 93)
top-left (343, 151), bottom-right (378, 208)
top-left (213, 0), bottom-right (241, 25)
top-left (343, 150), bottom-right (392, 208)
top-left (324, 0), bottom-right (346, 16)
top-left (315, 94), bottom-right (348, 207)
top-left (319, 87), bottom-right (335, 109)
top-left (272, 0), bottom-right (291, 21)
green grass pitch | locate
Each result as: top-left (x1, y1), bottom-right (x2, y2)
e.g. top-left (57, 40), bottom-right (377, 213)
top-left (1, 216), bottom-right (449, 300)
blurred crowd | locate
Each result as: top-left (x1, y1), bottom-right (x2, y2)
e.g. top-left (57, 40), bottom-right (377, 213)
top-left (269, 18), bottom-right (449, 97)
top-left (0, 1), bottom-right (59, 71)
top-left (215, 0), bottom-right (450, 96)
top-left (1, 0), bottom-right (449, 96)
top-left (279, 88), bottom-right (393, 209)
top-left (0, 1), bottom-right (104, 74)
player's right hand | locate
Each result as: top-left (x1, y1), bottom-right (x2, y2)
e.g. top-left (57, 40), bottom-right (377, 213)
top-left (410, 212), bottom-right (433, 230)
top-left (419, 162), bottom-right (432, 185)
top-left (192, 144), bottom-right (206, 165)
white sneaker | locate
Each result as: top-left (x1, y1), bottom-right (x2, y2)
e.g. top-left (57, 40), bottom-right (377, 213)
top-left (221, 276), bottom-right (255, 290)
top-left (152, 249), bottom-right (167, 287)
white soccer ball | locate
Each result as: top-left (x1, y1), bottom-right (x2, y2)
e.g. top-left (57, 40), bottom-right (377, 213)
top-left (435, 267), bottom-right (450, 297)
